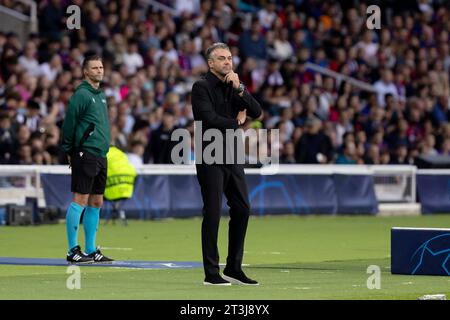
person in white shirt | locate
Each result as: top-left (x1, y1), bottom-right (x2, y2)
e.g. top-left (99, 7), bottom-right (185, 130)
top-left (175, 0), bottom-right (200, 17)
top-left (122, 41), bottom-right (144, 74)
top-left (265, 59), bottom-right (284, 86)
top-left (39, 54), bottom-right (62, 82)
top-left (258, 1), bottom-right (277, 30)
top-left (335, 109), bottom-right (354, 147)
top-left (318, 77), bottom-right (336, 120)
top-left (373, 68), bottom-right (398, 107)
top-left (354, 30), bottom-right (379, 64)
top-left (127, 140), bottom-right (145, 167)
top-left (154, 39), bottom-right (179, 65)
top-left (273, 29), bottom-right (294, 61)
top-left (104, 72), bottom-right (123, 102)
top-left (18, 41), bottom-right (40, 76)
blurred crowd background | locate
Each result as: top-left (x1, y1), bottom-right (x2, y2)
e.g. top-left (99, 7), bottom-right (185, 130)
top-left (1, 0), bottom-right (450, 166)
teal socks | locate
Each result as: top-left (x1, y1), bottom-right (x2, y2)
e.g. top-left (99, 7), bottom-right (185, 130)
top-left (83, 206), bottom-right (100, 254)
top-left (66, 202), bottom-right (85, 252)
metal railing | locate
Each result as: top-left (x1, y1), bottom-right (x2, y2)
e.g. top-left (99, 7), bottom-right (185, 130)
top-left (305, 62), bottom-right (377, 93)
top-left (16, 0), bottom-right (37, 33)
top-left (141, 0), bottom-right (177, 15)
top-left (0, 0), bottom-right (37, 44)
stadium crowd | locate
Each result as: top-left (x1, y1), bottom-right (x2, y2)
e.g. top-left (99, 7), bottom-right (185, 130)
top-left (1, 0), bottom-right (450, 166)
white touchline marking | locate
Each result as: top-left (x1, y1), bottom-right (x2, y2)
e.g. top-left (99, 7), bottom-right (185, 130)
top-left (160, 263), bottom-right (179, 267)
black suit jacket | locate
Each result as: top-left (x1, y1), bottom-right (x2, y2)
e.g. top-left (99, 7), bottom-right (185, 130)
top-left (191, 71), bottom-right (262, 131)
top-left (191, 71), bottom-right (262, 164)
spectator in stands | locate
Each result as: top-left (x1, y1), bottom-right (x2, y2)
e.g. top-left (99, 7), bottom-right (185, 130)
top-left (390, 143), bottom-right (410, 165)
top-left (238, 17), bottom-right (267, 62)
top-left (334, 109), bottom-right (354, 147)
top-left (18, 41), bottom-right (40, 77)
top-left (431, 95), bottom-right (449, 126)
top-left (335, 141), bottom-right (359, 164)
top-left (127, 140), bottom-right (145, 167)
top-left (373, 68), bottom-right (399, 108)
top-left (380, 150), bottom-right (391, 164)
top-left (0, 113), bottom-right (14, 163)
top-left (280, 141), bottom-right (296, 164)
top-left (122, 40), bottom-right (144, 75)
top-left (273, 28), bottom-right (294, 61)
top-left (440, 138), bottom-right (450, 156)
top-left (258, 0), bottom-right (277, 31)
top-left (39, 54), bottom-right (63, 82)
top-left (16, 143), bottom-right (32, 165)
top-left (420, 134), bottom-right (439, 156)
top-left (104, 71), bottom-right (123, 102)
top-left (364, 143), bottom-right (381, 165)
top-left (1, 0), bottom-right (450, 168)
top-left (385, 118), bottom-right (410, 152)
top-left (13, 123), bottom-right (30, 148)
top-left (145, 109), bottom-right (177, 163)
top-left (353, 30), bottom-right (379, 63)
top-left (40, 0), bottom-right (64, 40)
top-left (295, 116), bottom-right (333, 164)
top-left (16, 100), bottom-right (42, 133)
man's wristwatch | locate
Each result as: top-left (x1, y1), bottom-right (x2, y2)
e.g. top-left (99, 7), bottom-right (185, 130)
top-left (235, 82), bottom-right (245, 94)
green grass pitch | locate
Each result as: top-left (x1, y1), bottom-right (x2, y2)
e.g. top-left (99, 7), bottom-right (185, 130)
top-left (0, 214), bottom-right (449, 300)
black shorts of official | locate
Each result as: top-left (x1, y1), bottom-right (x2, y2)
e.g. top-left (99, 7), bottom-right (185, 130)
top-left (71, 149), bottom-right (107, 195)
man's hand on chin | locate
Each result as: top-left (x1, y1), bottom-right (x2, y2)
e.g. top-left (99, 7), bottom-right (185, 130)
top-left (224, 71), bottom-right (240, 90)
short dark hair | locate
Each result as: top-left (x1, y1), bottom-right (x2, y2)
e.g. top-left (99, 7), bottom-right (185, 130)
top-left (27, 100), bottom-right (40, 110)
top-left (130, 140), bottom-right (144, 149)
top-left (82, 54), bottom-right (102, 70)
top-left (6, 91), bottom-right (21, 102)
top-left (205, 43), bottom-right (230, 60)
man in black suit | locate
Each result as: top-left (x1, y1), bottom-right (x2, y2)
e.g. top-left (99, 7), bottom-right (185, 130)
top-left (191, 43), bottom-right (262, 285)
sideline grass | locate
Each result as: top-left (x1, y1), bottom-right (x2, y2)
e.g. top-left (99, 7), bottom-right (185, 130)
top-left (0, 215), bottom-right (449, 299)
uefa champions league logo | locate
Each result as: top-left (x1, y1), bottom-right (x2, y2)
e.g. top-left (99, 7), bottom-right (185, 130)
top-left (410, 234), bottom-right (450, 276)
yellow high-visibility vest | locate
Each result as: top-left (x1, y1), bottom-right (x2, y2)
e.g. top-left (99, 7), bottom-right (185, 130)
top-left (104, 146), bottom-right (137, 201)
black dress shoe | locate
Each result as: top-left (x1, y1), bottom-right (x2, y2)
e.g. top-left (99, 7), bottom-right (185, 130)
top-left (203, 274), bottom-right (231, 286)
top-left (222, 269), bottom-right (259, 285)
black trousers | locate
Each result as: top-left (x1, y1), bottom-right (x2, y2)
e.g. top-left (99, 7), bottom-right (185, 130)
top-left (196, 163), bottom-right (251, 278)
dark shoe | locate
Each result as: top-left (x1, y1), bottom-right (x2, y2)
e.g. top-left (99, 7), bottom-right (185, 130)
top-left (223, 269), bottom-right (259, 285)
top-left (87, 247), bottom-right (114, 263)
top-left (203, 274), bottom-right (231, 286)
top-left (66, 245), bottom-right (94, 264)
